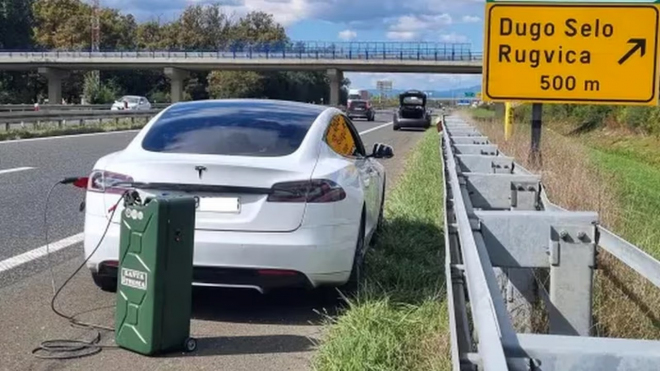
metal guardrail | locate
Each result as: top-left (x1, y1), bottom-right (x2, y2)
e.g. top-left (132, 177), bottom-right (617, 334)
top-left (0, 103), bottom-right (170, 112)
top-left (0, 109), bottom-right (162, 130)
top-left (0, 42), bottom-right (482, 62)
top-left (441, 115), bottom-right (660, 371)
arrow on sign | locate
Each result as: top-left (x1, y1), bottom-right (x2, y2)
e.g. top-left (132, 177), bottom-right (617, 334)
top-left (618, 38), bottom-right (647, 65)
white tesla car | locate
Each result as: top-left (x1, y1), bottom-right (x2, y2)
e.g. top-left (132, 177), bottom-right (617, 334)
top-left (83, 99), bottom-right (393, 293)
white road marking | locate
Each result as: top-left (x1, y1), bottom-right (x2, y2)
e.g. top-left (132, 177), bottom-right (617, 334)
top-left (0, 233), bottom-right (84, 273)
top-left (0, 119), bottom-right (394, 274)
top-left (359, 122), bottom-right (392, 135)
top-left (0, 166), bottom-right (35, 175)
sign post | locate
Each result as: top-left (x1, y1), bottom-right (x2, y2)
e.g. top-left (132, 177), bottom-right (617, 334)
top-left (504, 101), bottom-right (514, 140)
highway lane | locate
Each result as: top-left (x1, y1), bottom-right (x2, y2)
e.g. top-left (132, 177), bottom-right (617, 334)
top-left (0, 112), bottom-right (427, 371)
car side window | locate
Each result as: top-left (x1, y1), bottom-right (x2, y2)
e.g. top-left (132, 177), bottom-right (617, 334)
top-left (325, 114), bottom-right (365, 158)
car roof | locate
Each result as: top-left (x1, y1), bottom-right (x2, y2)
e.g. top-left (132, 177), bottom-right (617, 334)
top-left (166, 98), bottom-right (328, 115)
top-left (400, 90), bottom-right (426, 97)
top-left (157, 99), bottom-right (330, 128)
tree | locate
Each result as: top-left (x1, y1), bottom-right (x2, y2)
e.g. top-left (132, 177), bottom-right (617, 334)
top-left (32, 0), bottom-right (91, 49)
top-left (83, 72), bottom-right (119, 104)
top-left (1, 2), bottom-right (333, 105)
top-left (0, 0), bottom-right (34, 49)
top-left (207, 71), bottom-right (264, 99)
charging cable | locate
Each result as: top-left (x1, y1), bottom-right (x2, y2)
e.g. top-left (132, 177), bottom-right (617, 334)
top-left (33, 178), bottom-right (127, 359)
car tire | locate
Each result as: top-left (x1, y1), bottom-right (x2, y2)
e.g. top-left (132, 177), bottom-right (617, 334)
top-left (340, 211), bottom-right (366, 296)
top-left (372, 178), bottom-right (386, 246)
top-left (92, 272), bottom-right (117, 293)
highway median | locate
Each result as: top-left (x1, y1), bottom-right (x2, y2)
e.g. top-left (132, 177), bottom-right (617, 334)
top-left (0, 118), bottom-right (149, 141)
top-left (313, 128), bottom-right (450, 371)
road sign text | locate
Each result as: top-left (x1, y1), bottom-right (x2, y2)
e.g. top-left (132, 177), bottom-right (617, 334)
top-left (483, 4), bottom-right (659, 105)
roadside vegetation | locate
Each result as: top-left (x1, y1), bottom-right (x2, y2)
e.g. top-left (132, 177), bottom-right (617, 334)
top-left (313, 129), bottom-right (450, 371)
top-left (467, 105), bottom-right (660, 340)
top-left (0, 1), bottom-right (350, 106)
top-left (0, 118), bottom-right (148, 141)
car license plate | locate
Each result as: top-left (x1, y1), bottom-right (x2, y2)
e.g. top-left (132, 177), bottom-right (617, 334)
top-left (355, 107), bottom-right (364, 110)
top-left (196, 197), bottom-right (240, 213)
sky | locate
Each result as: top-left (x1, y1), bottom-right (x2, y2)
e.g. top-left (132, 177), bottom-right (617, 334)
top-left (102, 0), bottom-right (486, 91)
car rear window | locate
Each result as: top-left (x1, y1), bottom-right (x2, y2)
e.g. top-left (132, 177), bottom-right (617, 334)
top-left (122, 96), bottom-right (139, 103)
top-left (402, 96), bottom-right (424, 104)
top-left (141, 101), bottom-right (322, 157)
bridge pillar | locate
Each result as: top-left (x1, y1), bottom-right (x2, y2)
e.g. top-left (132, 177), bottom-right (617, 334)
top-left (38, 67), bottom-right (69, 104)
top-left (164, 67), bottom-right (190, 103)
top-left (327, 69), bottom-right (343, 107)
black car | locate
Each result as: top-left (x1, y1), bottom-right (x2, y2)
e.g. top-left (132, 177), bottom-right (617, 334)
top-left (393, 90), bottom-right (431, 130)
top-left (346, 99), bottom-right (376, 121)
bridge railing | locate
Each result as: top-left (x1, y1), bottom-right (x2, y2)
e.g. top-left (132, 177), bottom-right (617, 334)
top-left (0, 41), bottom-right (483, 61)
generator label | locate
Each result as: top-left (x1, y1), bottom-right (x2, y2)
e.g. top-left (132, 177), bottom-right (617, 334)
top-left (120, 267), bottom-right (147, 290)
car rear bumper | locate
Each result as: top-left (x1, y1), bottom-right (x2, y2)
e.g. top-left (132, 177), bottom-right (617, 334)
top-left (395, 117), bottom-right (430, 127)
top-left (347, 109), bottom-right (373, 117)
top-left (84, 214), bottom-right (357, 291)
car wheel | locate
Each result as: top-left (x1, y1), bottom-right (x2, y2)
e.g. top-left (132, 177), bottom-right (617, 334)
top-left (340, 211), bottom-right (366, 296)
top-left (92, 272), bottom-right (117, 292)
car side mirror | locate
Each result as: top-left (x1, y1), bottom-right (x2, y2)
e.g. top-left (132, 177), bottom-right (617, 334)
top-left (371, 143), bottom-right (394, 159)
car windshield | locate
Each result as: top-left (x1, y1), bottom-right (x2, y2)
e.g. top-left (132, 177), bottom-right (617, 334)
top-left (141, 101), bottom-right (321, 157)
top-left (120, 96), bottom-right (140, 103)
top-left (348, 94), bottom-right (361, 100)
top-left (402, 96), bottom-right (424, 105)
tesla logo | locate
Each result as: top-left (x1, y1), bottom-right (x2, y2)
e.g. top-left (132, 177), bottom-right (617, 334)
top-left (195, 165), bottom-right (207, 179)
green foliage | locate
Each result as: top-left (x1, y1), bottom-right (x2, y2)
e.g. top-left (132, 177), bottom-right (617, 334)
top-left (313, 130), bottom-right (450, 371)
top-left (83, 73), bottom-right (119, 104)
top-left (513, 103), bottom-right (660, 135)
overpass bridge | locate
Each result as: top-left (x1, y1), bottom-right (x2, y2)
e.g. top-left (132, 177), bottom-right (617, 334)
top-left (0, 42), bottom-right (482, 105)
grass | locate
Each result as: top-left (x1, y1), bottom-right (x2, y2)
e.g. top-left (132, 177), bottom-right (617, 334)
top-left (470, 107), bottom-right (495, 120)
top-left (313, 129), bottom-right (450, 371)
top-left (0, 118), bottom-right (149, 141)
top-left (464, 108), bottom-right (660, 340)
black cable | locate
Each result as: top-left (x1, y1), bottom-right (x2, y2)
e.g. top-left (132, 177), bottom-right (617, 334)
top-left (43, 181), bottom-right (62, 296)
top-left (33, 184), bottom-right (128, 360)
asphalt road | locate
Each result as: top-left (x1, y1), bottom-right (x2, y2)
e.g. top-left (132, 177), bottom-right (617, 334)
top-left (0, 112), bottom-right (427, 371)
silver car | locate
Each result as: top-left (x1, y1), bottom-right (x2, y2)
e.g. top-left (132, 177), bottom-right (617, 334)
top-left (111, 95), bottom-right (152, 110)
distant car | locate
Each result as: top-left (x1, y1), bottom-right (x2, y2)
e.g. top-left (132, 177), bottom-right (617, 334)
top-left (111, 95), bottom-right (152, 111)
top-left (83, 99), bottom-right (393, 294)
top-left (346, 99), bottom-right (376, 121)
top-left (393, 90), bottom-right (431, 131)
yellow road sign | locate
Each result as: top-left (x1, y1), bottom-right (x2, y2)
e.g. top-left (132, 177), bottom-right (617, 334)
top-left (483, 3), bottom-right (660, 105)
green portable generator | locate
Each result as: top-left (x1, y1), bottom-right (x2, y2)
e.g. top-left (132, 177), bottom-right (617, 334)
top-left (115, 193), bottom-right (197, 355)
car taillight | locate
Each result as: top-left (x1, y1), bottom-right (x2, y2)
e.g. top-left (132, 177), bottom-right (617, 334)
top-left (88, 170), bottom-right (133, 194)
top-left (267, 179), bottom-right (346, 203)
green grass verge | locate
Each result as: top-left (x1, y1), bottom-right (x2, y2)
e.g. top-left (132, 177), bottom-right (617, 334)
top-left (0, 119), bottom-right (148, 141)
top-left (313, 130), bottom-right (450, 371)
top-left (470, 107), bottom-right (495, 119)
top-left (589, 148), bottom-right (660, 259)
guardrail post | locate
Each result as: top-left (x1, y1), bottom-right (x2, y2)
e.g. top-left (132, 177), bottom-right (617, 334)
top-left (548, 225), bottom-right (596, 336)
